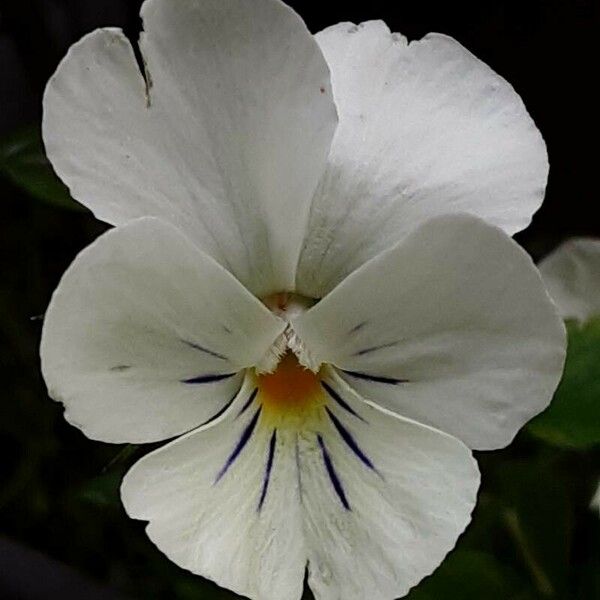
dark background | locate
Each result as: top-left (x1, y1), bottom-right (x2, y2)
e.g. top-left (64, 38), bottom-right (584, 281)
top-left (1, 1), bottom-right (599, 599)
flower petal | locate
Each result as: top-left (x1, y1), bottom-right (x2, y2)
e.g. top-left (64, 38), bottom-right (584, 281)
top-left (293, 214), bottom-right (565, 450)
top-left (121, 377), bottom-right (306, 600)
top-left (539, 238), bottom-right (600, 322)
top-left (41, 218), bottom-right (285, 444)
top-left (296, 21), bottom-right (548, 296)
top-left (302, 373), bottom-right (479, 600)
top-left (121, 370), bottom-right (478, 600)
top-left (590, 480), bottom-right (600, 516)
top-left (43, 0), bottom-right (337, 296)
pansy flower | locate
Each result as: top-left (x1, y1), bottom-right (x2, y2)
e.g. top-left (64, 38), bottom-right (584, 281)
top-left (40, 1), bottom-right (566, 598)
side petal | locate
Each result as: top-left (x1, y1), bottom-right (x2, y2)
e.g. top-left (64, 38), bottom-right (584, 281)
top-left (41, 218), bottom-right (285, 444)
top-left (539, 238), bottom-right (600, 322)
top-left (43, 0), bottom-right (337, 296)
top-left (297, 21), bottom-right (548, 296)
top-left (293, 214), bottom-right (566, 450)
top-left (301, 372), bottom-right (479, 600)
top-left (121, 377), bottom-right (306, 600)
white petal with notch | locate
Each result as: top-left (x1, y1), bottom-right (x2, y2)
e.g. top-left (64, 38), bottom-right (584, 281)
top-left (43, 0), bottom-right (337, 296)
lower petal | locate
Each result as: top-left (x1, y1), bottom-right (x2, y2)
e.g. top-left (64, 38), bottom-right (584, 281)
top-left (122, 363), bottom-right (479, 600)
top-left (301, 372), bottom-right (479, 600)
top-left (121, 376), bottom-right (306, 600)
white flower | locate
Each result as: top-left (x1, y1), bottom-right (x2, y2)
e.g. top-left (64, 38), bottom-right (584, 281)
top-left (539, 238), bottom-right (600, 323)
top-left (40, 1), bottom-right (566, 599)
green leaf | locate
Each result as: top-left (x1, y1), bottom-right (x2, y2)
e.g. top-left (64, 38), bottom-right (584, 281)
top-left (76, 471), bottom-right (123, 508)
top-left (493, 457), bottom-right (572, 598)
top-left (101, 443), bottom-right (140, 473)
top-left (529, 317), bottom-right (600, 448)
top-left (406, 550), bottom-right (524, 600)
top-left (0, 124), bottom-right (83, 211)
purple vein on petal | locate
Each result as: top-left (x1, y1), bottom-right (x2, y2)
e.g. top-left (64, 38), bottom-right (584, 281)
top-left (317, 434), bottom-right (350, 511)
top-left (258, 429), bottom-right (277, 512)
top-left (215, 407), bottom-right (262, 484)
top-left (326, 407), bottom-right (377, 473)
top-left (237, 388), bottom-right (258, 418)
top-left (342, 370), bottom-right (408, 385)
top-left (354, 340), bottom-right (400, 356)
top-left (181, 372), bottom-right (237, 384)
top-left (198, 388), bottom-right (241, 427)
top-left (181, 339), bottom-right (228, 361)
top-left (321, 381), bottom-right (366, 422)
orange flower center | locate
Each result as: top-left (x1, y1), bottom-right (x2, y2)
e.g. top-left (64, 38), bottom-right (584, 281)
top-left (256, 352), bottom-right (325, 427)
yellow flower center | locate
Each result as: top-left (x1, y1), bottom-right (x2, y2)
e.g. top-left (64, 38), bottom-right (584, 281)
top-left (256, 352), bottom-right (325, 428)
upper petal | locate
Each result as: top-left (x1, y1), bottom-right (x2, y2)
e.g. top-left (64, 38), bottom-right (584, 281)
top-left (296, 21), bottom-right (548, 297)
top-left (539, 238), bottom-right (600, 322)
top-left (293, 214), bottom-right (566, 450)
top-left (43, 0), bottom-right (337, 296)
top-left (40, 218), bottom-right (285, 444)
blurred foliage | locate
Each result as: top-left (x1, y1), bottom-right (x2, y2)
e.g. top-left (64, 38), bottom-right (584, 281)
top-left (407, 550), bottom-right (522, 599)
top-left (1, 123), bottom-right (600, 599)
top-left (0, 125), bottom-right (81, 211)
top-left (529, 318), bottom-right (600, 448)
